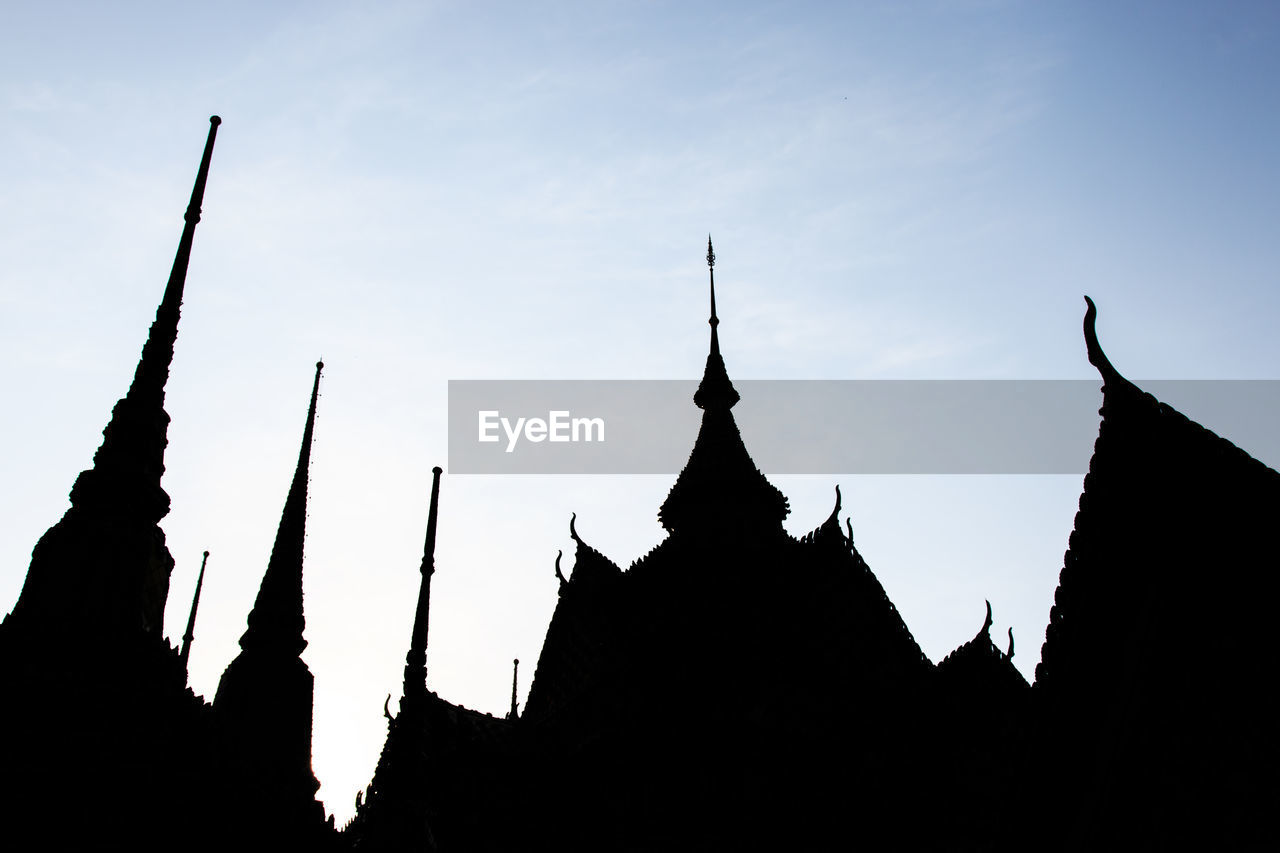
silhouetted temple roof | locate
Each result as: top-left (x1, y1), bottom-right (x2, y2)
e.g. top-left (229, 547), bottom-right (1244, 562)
top-left (1031, 298), bottom-right (1280, 848)
top-left (937, 600), bottom-right (1027, 693)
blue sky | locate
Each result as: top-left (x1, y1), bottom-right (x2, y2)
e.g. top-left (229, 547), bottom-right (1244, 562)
top-left (3, 0), bottom-right (1279, 822)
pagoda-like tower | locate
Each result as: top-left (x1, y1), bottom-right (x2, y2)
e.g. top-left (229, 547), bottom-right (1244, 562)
top-left (0, 117), bottom-right (231, 853)
top-left (214, 361), bottom-right (327, 839)
top-left (5, 116), bottom-right (221, 643)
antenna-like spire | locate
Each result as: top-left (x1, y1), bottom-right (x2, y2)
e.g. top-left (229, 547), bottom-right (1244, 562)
top-left (239, 361), bottom-right (323, 656)
top-left (707, 234), bottom-right (718, 329)
top-left (178, 550), bottom-right (210, 670)
top-left (404, 466), bottom-right (444, 694)
top-left (693, 235), bottom-right (740, 410)
top-left (508, 658), bottom-right (520, 719)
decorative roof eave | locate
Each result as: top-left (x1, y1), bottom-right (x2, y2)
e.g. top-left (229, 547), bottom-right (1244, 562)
top-left (938, 601), bottom-right (1021, 675)
top-left (1084, 296), bottom-right (1141, 397)
top-left (802, 486), bottom-right (850, 548)
top-left (567, 513), bottom-right (622, 583)
top-left (1035, 298), bottom-right (1280, 694)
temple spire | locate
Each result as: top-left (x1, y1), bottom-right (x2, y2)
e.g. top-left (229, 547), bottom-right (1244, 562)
top-left (707, 235), bottom-right (719, 331)
top-left (507, 658), bottom-right (520, 720)
top-left (694, 235), bottom-right (740, 410)
top-left (178, 550), bottom-right (210, 670)
top-left (128, 115), bottom-right (222, 408)
top-left (76, 115), bottom-right (223, 508)
top-left (404, 466), bottom-right (443, 695)
top-left (239, 361), bottom-right (323, 656)
top-left (660, 238), bottom-right (787, 533)
top-left (10, 116), bottom-right (222, 639)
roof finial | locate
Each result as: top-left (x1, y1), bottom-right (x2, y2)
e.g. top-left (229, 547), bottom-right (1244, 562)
top-left (707, 234), bottom-right (718, 329)
top-left (554, 550), bottom-right (566, 587)
top-left (982, 600), bottom-right (993, 636)
top-left (1083, 296), bottom-right (1121, 382)
top-left (507, 658), bottom-right (520, 720)
top-left (405, 465), bottom-right (444, 692)
top-left (693, 236), bottom-right (740, 410)
top-left (1006, 627), bottom-right (1015, 659)
top-left (178, 550), bottom-right (210, 670)
top-left (238, 361), bottom-right (323, 656)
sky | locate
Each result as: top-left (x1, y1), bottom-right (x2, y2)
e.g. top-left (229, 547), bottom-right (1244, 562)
top-left (3, 0), bottom-right (1279, 824)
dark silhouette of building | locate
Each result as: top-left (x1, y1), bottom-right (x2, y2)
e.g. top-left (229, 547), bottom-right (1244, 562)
top-left (2, 121), bottom-right (1277, 851)
top-left (0, 118), bottom-right (336, 852)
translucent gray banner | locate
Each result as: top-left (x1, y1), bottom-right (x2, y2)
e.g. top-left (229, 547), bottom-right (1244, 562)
top-left (447, 380), bottom-right (1280, 474)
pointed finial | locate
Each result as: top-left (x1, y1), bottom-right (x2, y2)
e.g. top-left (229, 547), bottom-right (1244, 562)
top-left (982, 600), bottom-right (993, 636)
top-left (845, 517), bottom-right (854, 547)
top-left (1006, 627), bottom-right (1015, 659)
top-left (693, 235), bottom-right (739, 410)
top-left (707, 234), bottom-right (718, 328)
top-left (569, 512), bottom-right (581, 543)
top-left (178, 550), bottom-right (210, 670)
top-left (421, 466), bottom-right (444, 578)
top-left (1083, 296), bottom-right (1121, 381)
top-left (508, 658), bottom-right (520, 719)
top-left (405, 465), bottom-right (445, 691)
top-left (554, 550), bottom-right (566, 586)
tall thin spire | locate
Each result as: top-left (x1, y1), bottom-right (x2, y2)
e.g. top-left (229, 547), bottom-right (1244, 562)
top-left (178, 550), bottom-right (210, 670)
top-left (508, 658), bottom-right (520, 719)
top-left (707, 235), bottom-right (719, 331)
top-left (404, 466), bottom-right (443, 695)
top-left (129, 115), bottom-right (222, 408)
top-left (70, 115), bottom-right (223, 519)
top-left (693, 235), bottom-right (740, 410)
top-left (11, 116), bottom-right (222, 638)
top-left (239, 361), bottom-right (323, 656)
